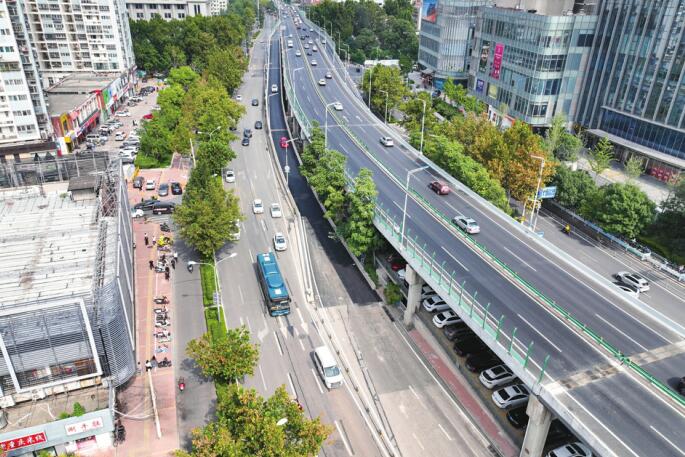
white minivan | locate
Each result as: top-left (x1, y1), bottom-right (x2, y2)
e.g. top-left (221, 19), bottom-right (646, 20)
top-left (271, 84), bottom-right (278, 93)
top-left (313, 345), bottom-right (343, 389)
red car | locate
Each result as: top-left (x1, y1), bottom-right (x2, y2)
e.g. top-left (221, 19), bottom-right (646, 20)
top-left (429, 180), bottom-right (450, 195)
top-left (280, 136), bottom-right (288, 148)
top-left (143, 113), bottom-right (153, 120)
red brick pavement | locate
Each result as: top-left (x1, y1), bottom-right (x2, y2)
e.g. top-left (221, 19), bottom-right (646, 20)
top-left (112, 159), bottom-right (190, 457)
top-left (409, 328), bottom-right (519, 457)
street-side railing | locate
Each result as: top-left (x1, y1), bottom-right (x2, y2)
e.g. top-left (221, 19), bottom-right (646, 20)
top-left (282, 16), bottom-right (685, 409)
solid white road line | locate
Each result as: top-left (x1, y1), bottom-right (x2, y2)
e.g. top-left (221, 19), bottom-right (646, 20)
top-left (245, 315), bottom-right (252, 333)
top-left (650, 426), bottom-right (685, 456)
top-left (296, 306), bottom-right (305, 325)
top-left (258, 364), bottom-right (268, 391)
top-left (517, 313), bottom-right (563, 353)
top-left (393, 200), bottom-right (411, 219)
top-left (239, 316), bottom-right (244, 327)
top-left (311, 368), bottom-right (324, 394)
top-left (287, 372), bottom-right (296, 398)
top-left (594, 313), bottom-right (648, 352)
top-left (274, 331), bottom-right (284, 356)
top-left (438, 423), bottom-right (453, 441)
top-left (294, 327), bottom-right (306, 351)
top-left (334, 420), bottom-right (354, 456)
top-left (441, 246), bottom-right (470, 272)
top-left (237, 285), bottom-right (245, 304)
top-left (502, 246), bottom-right (538, 272)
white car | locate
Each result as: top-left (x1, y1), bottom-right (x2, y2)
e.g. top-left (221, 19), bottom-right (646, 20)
top-left (491, 384), bottom-right (529, 409)
top-left (235, 94), bottom-right (242, 101)
top-left (304, 43), bottom-right (310, 49)
top-left (545, 442), bottom-right (593, 457)
top-left (453, 216), bottom-right (480, 234)
top-left (432, 310), bottom-right (461, 328)
top-left (318, 79), bottom-right (326, 86)
top-left (115, 132), bottom-right (125, 141)
top-left (225, 169), bottom-right (236, 183)
top-left (311, 59), bottom-right (317, 66)
top-left (479, 365), bottom-right (516, 389)
top-left (273, 232), bottom-right (287, 251)
top-left (333, 102), bottom-right (343, 111)
top-left (421, 284), bottom-right (435, 299)
top-left (145, 179), bottom-right (155, 190)
top-left (422, 295), bottom-right (450, 312)
top-left (252, 199), bottom-right (264, 214)
top-left (308, 39), bottom-right (313, 45)
top-left (115, 110), bottom-right (130, 117)
top-left (325, 72), bottom-right (333, 79)
top-left (270, 203), bottom-right (282, 218)
top-left (312, 45), bottom-right (318, 52)
top-left (271, 84), bottom-right (278, 93)
top-left (296, 50), bottom-right (302, 57)
top-left (614, 271), bottom-right (649, 292)
top-left (380, 136), bottom-right (394, 147)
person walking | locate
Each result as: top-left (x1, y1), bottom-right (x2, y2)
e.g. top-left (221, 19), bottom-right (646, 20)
top-left (152, 235), bottom-right (157, 246)
top-left (173, 251), bottom-right (178, 262)
top-left (145, 359), bottom-right (152, 372)
top-left (170, 258), bottom-right (176, 269)
top-left (144, 232), bottom-right (149, 246)
top-left (149, 260), bottom-right (154, 270)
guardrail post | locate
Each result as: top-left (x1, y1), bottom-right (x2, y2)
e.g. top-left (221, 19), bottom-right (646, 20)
top-left (509, 327), bottom-right (517, 354)
top-left (438, 261), bottom-right (446, 285)
top-left (458, 280), bottom-right (466, 306)
top-left (429, 252), bottom-right (436, 277)
top-left (472, 291), bottom-right (478, 304)
top-left (537, 355), bottom-right (550, 384)
top-left (421, 244), bottom-right (427, 267)
top-left (448, 271), bottom-right (455, 296)
top-left (495, 315), bottom-right (505, 340)
top-left (524, 341), bottom-right (534, 368)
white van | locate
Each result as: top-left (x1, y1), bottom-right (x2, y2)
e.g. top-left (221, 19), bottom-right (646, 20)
top-left (287, 39), bottom-right (293, 48)
top-left (313, 345), bottom-right (343, 389)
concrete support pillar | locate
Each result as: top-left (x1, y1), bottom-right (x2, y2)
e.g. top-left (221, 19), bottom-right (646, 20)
top-left (403, 265), bottom-right (423, 329)
top-left (520, 395), bottom-right (553, 457)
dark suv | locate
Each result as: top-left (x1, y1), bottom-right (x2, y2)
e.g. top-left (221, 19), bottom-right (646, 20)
top-left (133, 176), bottom-right (145, 189)
top-left (151, 201), bottom-right (175, 214)
top-left (170, 182), bottom-right (182, 195)
top-left (133, 199), bottom-right (158, 211)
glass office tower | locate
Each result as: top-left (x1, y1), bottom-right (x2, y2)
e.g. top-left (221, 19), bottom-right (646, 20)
top-left (577, 0), bottom-right (685, 181)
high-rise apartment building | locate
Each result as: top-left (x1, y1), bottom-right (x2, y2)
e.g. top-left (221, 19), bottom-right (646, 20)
top-left (126, 0), bottom-right (227, 21)
top-left (17, 0), bottom-right (135, 88)
top-left (469, 0), bottom-right (597, 128)
top-left (418, 0), bottom-right (486, 87)
top-left (0, 0), bottom-right (52, 146)
top-left (577, 0), bottom-right (685, 181)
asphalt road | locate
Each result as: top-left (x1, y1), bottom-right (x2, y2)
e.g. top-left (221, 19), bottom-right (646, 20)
top-left (279, 8), bottom-right (685, 457)
top-left (215, 19), bottom-right (383, 457)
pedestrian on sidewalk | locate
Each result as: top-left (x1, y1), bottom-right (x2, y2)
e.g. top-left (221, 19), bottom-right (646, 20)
top-left (152, 235), bottom-right (157, 246)
top-left (148, 260), bottom-right (154, 270)
top-left (161, 253), bottom-right (166, 263)
top-left (145, 359), bottom-right (152, 371)
top-left (164, 270), bottom-right (170, 280)
top-left (173, 251), bottom-right (178, 262)
top-left (171, 258), bottom-right (176, 269)
top-left (144, 232), bottom-right (149, 246)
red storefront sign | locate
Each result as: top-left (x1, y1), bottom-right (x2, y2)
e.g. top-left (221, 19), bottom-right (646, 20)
top-left (65, 417), bottom-right (104, 436)
top-left (491, 43), bottom-right (504, 80)
top-left (0, 432), bottom-right (47, 451)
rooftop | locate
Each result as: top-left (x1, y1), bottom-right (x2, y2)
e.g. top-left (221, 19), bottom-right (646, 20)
top-left (46, 73), bottom-right (118, 115)
top-left (0, 185), bottom-right (100, 308)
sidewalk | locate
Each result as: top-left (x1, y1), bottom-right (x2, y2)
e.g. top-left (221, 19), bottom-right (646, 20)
top-left (113, 162), bottom-right (191, 457)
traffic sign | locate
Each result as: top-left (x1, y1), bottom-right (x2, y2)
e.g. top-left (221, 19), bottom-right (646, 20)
top-left (537, 186), bottom-right (557, 199)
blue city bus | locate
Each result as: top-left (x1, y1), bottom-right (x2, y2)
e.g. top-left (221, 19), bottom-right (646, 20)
top-left (256, 252), bottom-right (291, 316)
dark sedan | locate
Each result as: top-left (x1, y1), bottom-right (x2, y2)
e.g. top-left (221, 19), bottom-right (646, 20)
top-left (170, 182), bottom-right (182, 195)
top-left (133, 199), bottom-right (158, 211)
top-left (242, 137), bottom-right (250, 146)
top-left (251, 98), bottom-right (259, 106)
top-left (465, 351), bottom-right (501, 372)
top-left (151, 201), bottom-right (175, 214)
top-left (255, 120), bottom-right (263, 129)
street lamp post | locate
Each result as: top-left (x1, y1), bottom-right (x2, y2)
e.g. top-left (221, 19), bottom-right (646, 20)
top-left (282, 137), bottom-right (298, 185)
top-left (340, 43), bottom-right (350, 68)
top-left (419, 98), bottom-right (427, 155)
top-left (367, 66), bottom-right (374, 109)
top-left (401, 165), bottom-right (430, 245)
top-left (197, 125), bottom-right (222, 142)
top-left (379, 89), bottom-right (389, 124)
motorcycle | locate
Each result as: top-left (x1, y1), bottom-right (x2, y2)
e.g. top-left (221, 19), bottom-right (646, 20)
top-left (187, 263), bottom-right (194, 273)
top-left (154, 330), bottom-right (171, 338)
top-left (153, 306), bottom-right (168, 314)
top-left (159, 357), bottom-right (172, 368)
top-left (153, 295), bottom-right (169, 304)
top-left (154, 320), bottom-right (170, 328)
top-left (178, 377), bottom-right (185, 392)
top-left (160, 222), bottom-right (171, 232)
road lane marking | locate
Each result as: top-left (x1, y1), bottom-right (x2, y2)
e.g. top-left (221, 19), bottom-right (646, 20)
top-left (517, 313), bottom-right (563, 353)
top-left (311, 368), bottom-right (324, 393)
top-left (245, 315), bottom-right (252, 333)
top-left (238, 285), bottom-right (245, 304)
top-left (258, 364), bottom-right (268, 391)
top-left (294, 327), bottom-right (306, 351)
top-left (334, 420), bottom-right (354, 456)
top-left (650, 425), bottom-right (685, 456)
top-left (440, 246), bottom-right (470, 272)
top-left (261, 219), bottom-right (267, 232)
top-left (239, 316), bottom-right (244, 327)
top-left (594, 313), bottom-right (648, 352)
top-left (502, 246), bottom-right (537, 272)
top-left (393, 200), bottom-right (411, 219)
top-left (438, 423), bottom-right (453, 441)
top-left (411, 433), bottom-right (425, 451)
top-left (274, 331), bottom-right (284, 355)
top-left (287, 372), bottom-right (296, 398)
top-left (407, 384), bottom-right (427, 410)
top-left (296, 306), bottom-right (305, 325)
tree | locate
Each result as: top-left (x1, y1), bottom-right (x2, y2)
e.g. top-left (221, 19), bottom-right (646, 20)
top-left (360, 65), bottom-right (406, 118)
top-left (173, 178), bottom-right (242, 257)
top-left (550, 166), bottom-right (597, 211)
top-left (167, 66), bottom-right (200, 89)
top-left (197, 139), bottom-right (236, 175)
top-left (545, 114), bottom-right (583, 162)
top-left (580, 183), bottom-right (655, 238)
top-left (300, 124), bottom-right (325, 177)
top-left (205, 47), bottom-right (247, 95)
top-left (344, 168), bottom-right (378, 255)
top-left (186, 328), bottom-right (258, 382)
top-left (178, 384), bottom-right (332, 457)
top-left (588, 137), bottom-right (614, 177)
top-left (645, 177), bottom-right (685, 262)
top-left (624, 156), bottom-right (645, 181)
top-left (308, 149), bottom-right (347, 204)
top-left (137, 117), bottom-right (173, 166)
top-left (401, 92), bottom-right (437, 140)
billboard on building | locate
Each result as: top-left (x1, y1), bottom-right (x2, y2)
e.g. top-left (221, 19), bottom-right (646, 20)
top-left (422, 0), bottom-right (437, 23)
top-left (487, 83), bottom-right (498, 99)
top-left (478, 42), bottom-right (490, 73)
top-left (491, 43), bottom-right (504, 80)
top-left (476, 79), bottom-right (485, 93)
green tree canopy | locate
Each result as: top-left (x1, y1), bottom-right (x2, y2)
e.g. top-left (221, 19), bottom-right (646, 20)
top-left (550, 166), bottom-right (597, 211)
top-left (361, 65), bottom-right (407, 119)
top-left (588, 136), bottom-right (614, 177)
top-left (545, 114), bottom-right (583, 162)
top-left (167, 66), bottom-right (201, 88)
top-left (173, 178), bottom-right (242, 257)
top-left (196, 139), bottom-right (237, 175)
top-left (205, 47), bottom-right (247, 95)
top-left (581, 183), bottom-right (656, 238)
top-left (186, 328), bottom-right (259, 383)
top-left (344, 168), bottom-right (378, 256)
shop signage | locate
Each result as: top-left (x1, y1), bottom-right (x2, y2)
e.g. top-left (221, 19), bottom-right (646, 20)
top-left (0, 432), bottom-right (47, 451)
top-left (491, 43), bottom-right (504, 80)
top-left (65, 417), bottom-right (104, 436)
